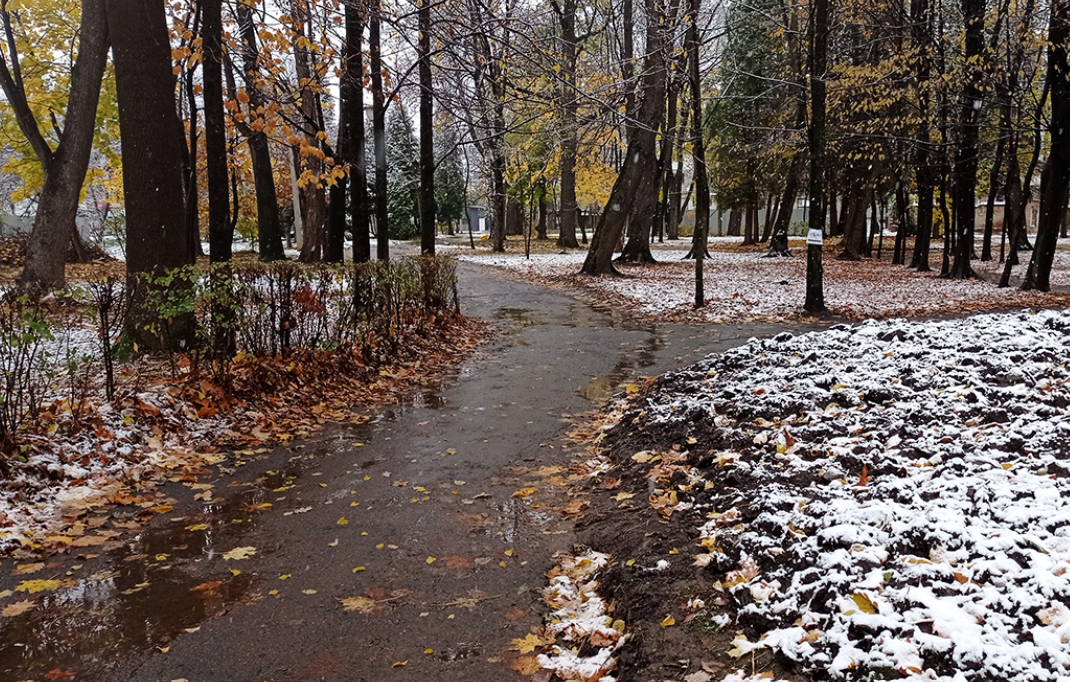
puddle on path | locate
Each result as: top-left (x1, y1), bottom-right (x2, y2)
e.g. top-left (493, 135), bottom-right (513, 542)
top-left (578, 329), bottom-right (666, 405)
top-left (0, 494), bottom-right (267, 681)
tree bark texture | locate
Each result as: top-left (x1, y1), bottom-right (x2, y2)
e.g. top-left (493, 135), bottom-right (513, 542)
top-left (947, 0), bottom-right (984, 279)
top-left (687, 0), bottom-right (710, 306)
top-left (106, 0), bottom-right (195, 335)
top-left (805, 0), bottom-right (828, 313)
top-left (342, 1), bottom-right (369, 263)
top-left (236, 0), bottom-right (285, 261)
top-left (293, 0), bottom-right (327, 263)
top-left (418, 0), bottom-right (436, 255)
top-left (1022, 1), bottom-right (1070, 291)
top-left (203, 0), bottom-right (231, 262)
top-left (8, 0), bottom-right (109, 294)
top-left (371, 0), bottom-right (389, 260)
top-left (580, 0), bottom-right (676, 275)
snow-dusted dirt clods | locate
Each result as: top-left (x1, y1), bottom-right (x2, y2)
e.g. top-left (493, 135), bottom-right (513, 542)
top-left (613, 308), bottom-right (1070, 681)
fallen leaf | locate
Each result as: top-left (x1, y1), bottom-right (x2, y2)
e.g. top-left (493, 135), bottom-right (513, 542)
top-left (660, 615), bottom-right (676, 627)
top-left (337, 517), bottom-right (349, 525)
top-left (562, 499), bottom-right (589, 516)
top-left (340, 596), bottom-right (378, 613)
top-left (850, 593), bottom-right (877, 614)
top-left (393, 661), bottom-right (407, 668)
top-left (302, 589), bottom-right (317, 595)
top-left (1, 599), bottom-right (36, 617)
top-left (426, 556), bottom-right (437, 564)
top-left (511, 655), bottom-right (543, 674)
top-left (512, 632), bottom-right (552, 653)
top-left (222, 546), bottom-right (257, 560)
top-left (512, 487), bottom-right (538, 499)
top-left (14, 562), bottom-right (45, 575)
top-left (16, 579), bottom-right (62, 594)
top-left (185, 523), bottom-right (209, 531)
top-left (727, 633), bottom-right (766, 658)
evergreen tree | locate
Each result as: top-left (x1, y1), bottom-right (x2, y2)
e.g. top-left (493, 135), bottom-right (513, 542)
top-left (434, 129), bottom-right (466, 232)
top-left (385, 106), bottom-right (419, 239)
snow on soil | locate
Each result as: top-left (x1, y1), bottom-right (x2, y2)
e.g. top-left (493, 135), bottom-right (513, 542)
top-left (538, 550), bottom-right (628, 682)
top-left (453, 241), bottom-right (1070, 322)
top-left (614, 308), bottom-right (1070, 681)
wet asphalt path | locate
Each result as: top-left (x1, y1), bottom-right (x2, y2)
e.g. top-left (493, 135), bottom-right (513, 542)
top-left (0, 262), bottom-right (821, 682)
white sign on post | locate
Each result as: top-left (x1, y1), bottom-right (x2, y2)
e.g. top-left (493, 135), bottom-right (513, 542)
top-left (806, 229), bottom-right (824, 246)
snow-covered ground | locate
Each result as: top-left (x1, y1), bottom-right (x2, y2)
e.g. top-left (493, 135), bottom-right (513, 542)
top-left (612, 307), bottom-right (1070, 681)
top-left (450, 238), bottom-right (1070, 322)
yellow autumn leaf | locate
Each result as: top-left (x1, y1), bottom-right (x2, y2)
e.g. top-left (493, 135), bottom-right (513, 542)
top-left (512, 632), bottom-right (551, 653)
top-left (186, 523), bottom-right (209, 531)
top-left (222, 546), bottom-right (257, 560)
top-left (16, 579), bottom-right (61, 594)
top-left (512, 487), bottom-right (537, 499)
top-left (341, 596), bottom-right (378, 613)
top-left (660, 615), bottom-right (676, 627)
top-left (850, 593), bottom-right (878, 614)
top-left (337, 517), bottom-right (349, 525)
top-left (426, 556), bottom-right (437, 564)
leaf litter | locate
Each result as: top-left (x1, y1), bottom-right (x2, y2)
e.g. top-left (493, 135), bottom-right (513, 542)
top-left (592, 307), bottom-right (1070, 681)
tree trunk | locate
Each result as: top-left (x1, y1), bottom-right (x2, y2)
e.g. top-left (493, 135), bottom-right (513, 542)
top-left (236, 0), bottom-right (285, 261)
top-left (203, 0), bottom-right (231, 263)
top-left (293, 0), bottom-right (327, 263)
top-left (981, 127), bottom-right (1005, 261)
top-left (106, 0), bottom-right (195, 340)
top-left (9, 0), bottom-right (109, 294)
top-left (804, 0), bottom-right (828, 313)
top-left (554, 0), bottom-right (581, 249)
top-left (893, 182), bottom-right (908, 264)
top-left (418, 0), bottom-right (436, 255)
top-left (760, 194), bottom-right (775, 242)
top-left (1022, 1), bottom-right (1070, 291)
top-left (688, 0), bottom-right (710, 305)
top-left (946, 0), bottom-right (984, 279)
top-left (908, 0), bottom-right (934, 271)
top-left (741, 199), bottom-right (757, 245)
top-left (838, 177), bottom-right (874, 260)
top-left (342, 3), bottom-right (368, 263)
top-left (371, 0), bottom-right (389, 260)
top-left (180, 3), bottom-right (203, 262)
top-left (765, 157), bottom-right (802, 257)
top-left (580, 0), bottom-right (677, 275)
top-left (727, 209), bottom-right (741, 236)
top-left (828, 193), bottom-right (840, 237)
top-left (536, 185), bottom-right (548, 239)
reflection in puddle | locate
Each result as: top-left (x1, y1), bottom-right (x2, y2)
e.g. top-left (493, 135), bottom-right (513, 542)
top-left (0, 481), bottom-right (283, 681)
top-left (577, 330), bottom-right (666, 406)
